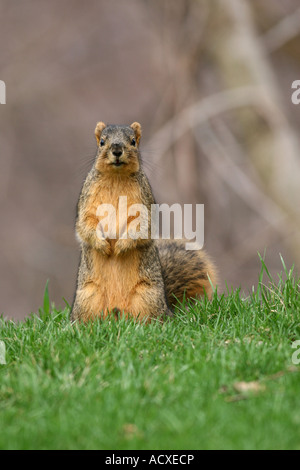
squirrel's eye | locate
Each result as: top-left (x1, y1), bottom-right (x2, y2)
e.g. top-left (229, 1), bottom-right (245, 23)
top-left (100, 138), bottom-right (105, 147)
top-left (131, 138), bottom-right (136, 146)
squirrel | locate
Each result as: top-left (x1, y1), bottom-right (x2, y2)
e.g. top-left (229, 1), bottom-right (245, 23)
top-left (71, 122), bottom-right (217, 323)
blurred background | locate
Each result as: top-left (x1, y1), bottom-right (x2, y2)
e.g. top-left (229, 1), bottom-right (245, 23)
top-left (1, 0), bottom-right (300, 319)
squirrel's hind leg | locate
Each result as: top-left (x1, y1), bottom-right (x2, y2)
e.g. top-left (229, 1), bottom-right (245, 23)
top-left (129, 282), bottom-right (172, 323)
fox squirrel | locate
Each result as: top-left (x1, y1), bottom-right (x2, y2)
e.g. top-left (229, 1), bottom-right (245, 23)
top-left (71, 122), bottom-right (217, 322)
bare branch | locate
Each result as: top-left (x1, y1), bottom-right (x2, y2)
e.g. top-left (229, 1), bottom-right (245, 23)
top-left (262, 6), bottom-right (300, 53)
top-left (145, 86), bottom-right (264, 163)
top-left (193, 121), bottom-right (293, 237)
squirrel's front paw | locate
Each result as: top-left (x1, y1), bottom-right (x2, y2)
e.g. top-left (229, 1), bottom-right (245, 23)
top-left (96, 238), bottom-right (112, 256)
top-left (114, 238), bottom-right (137, 256)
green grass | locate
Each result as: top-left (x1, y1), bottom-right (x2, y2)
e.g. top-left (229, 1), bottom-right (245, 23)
top-left (0, 259), bottom-right (300, 450)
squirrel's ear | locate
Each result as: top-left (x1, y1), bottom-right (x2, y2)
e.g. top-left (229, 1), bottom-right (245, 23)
top-left (130, 122), bottom-right (142, 145)
top-left (95, 122), bottom-right (106, 145)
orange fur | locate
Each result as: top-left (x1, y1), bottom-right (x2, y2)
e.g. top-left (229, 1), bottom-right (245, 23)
top-left (94, 122), bottom-right (106, 146)
top-left (76, 172), bottom-right (155, 321)
top-left (78, 250), bottom-right (142, 321)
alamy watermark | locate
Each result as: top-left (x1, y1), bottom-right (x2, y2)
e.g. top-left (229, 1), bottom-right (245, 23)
top-left (292, 340), bottom-right (300, 365)
top-left (95, 197), bottom-right (204, 251)
top-left (0, 341), bottom-right (6, 365)
top-left (291, 80), bottom-right (300, 105)
top-left (0, 80), bottom-right (6, 104)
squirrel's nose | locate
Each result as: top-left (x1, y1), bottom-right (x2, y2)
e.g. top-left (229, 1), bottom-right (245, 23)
top-left (111, 143), bottom-right (123, 157)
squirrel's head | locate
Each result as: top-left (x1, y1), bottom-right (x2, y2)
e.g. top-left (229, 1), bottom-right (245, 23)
top-left (94, 122), bottom-right (142, 174)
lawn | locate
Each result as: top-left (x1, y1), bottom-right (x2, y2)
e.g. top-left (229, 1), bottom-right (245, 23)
top-left (0, 258), bottom-right (300, 450)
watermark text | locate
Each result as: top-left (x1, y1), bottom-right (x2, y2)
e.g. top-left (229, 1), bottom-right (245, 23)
top-left (292, 340), bottom-right (300, 365)
top-left (0, 341), bottom-right (6, 364)
top-left (291, 80), bottom-right (300, 105)
top-left (0, 80), bottom-right (6, 104)
top-left (95, 197), bottom-right (204, 251)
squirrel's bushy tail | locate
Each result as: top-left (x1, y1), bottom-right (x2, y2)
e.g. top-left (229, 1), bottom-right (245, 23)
top-left (156, 239), bottom-right (217, 307)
